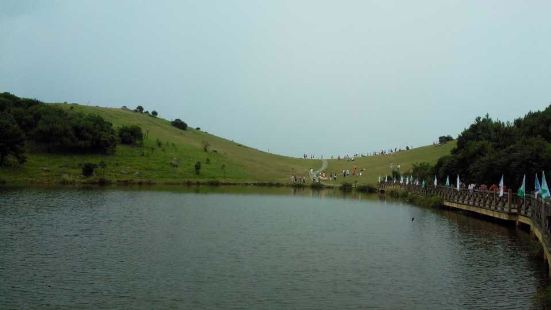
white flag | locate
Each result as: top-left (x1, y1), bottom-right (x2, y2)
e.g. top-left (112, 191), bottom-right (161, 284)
top-left (499, 175), bottom-right (504, 197)
top-left (434, 175), bottom-right (437, 187)
top-left (456, 175), bottom-right (460, 191)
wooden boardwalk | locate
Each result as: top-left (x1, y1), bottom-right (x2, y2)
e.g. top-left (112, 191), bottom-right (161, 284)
top-left (378, 182), bottom-right (551, 274)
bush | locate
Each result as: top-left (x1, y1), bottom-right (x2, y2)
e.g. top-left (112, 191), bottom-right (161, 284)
top-left (194, 161), bottom-right (201, 175)
top-left (0, 93), bottom-right (117, 155)
top-left (81, 163), bottom-right (97, 177)
top-left (151, 111), bottom-right (158, 117)
top-left (0, 113), bottom-right (26, 166)
top-left (202, 141), bottom-right (210, 152)
top-left (118, 125), bottom-right (143, 145)
top-left (438, 135), bottom-right (454, 144)
top-left (135, 105), bottom-right (144, 113)
top-left (171, 119), bottom-right (187, 130)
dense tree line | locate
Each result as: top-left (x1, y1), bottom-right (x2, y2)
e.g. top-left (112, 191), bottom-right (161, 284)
top-left (433, 107), bottom-right (551, 188)
top-left (0, 92), bottom-right (121, 166)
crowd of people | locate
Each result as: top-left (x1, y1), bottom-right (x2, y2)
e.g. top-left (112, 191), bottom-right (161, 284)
top-left (301, 146), bottom-right (414, 161)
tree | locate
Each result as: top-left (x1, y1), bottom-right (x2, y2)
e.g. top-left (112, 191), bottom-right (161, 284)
top-left (411, 162), bottom-right (434, 182)
top-left (171, 119), bottom-right (188, 130)
top-left (438, 135), bottom-right (453, 144)
top-left (118, 125), bottom-right (143, 145)
top-left (0, 113), bottom-right (26, 166)
top-left (151, 111), bottom-right (158, 117)
top-left (135, 105), bottom-right (144, 113)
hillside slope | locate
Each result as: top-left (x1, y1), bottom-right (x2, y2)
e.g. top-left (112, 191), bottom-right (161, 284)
top-left (0, 103), bottom-right (454, 185)
top-left (324, 142), bottom-right (456, 185)
top-left (2, 104), bottom-right (321, 184)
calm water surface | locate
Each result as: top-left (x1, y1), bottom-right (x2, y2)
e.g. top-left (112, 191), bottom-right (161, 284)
top-left (0, 187), bottom-right (546, 309)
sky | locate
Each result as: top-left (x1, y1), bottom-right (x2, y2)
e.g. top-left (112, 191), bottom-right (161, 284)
top-left (1, 0), bottom-right (551, 157)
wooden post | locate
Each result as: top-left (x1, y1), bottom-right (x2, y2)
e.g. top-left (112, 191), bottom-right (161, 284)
top-left (507, 189), bottom-right (512, 212)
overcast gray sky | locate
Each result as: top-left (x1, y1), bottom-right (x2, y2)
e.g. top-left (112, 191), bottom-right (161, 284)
top-left (1, 0), bottom-right (551, 157)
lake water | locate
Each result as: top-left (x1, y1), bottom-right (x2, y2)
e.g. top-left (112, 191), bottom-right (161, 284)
top-left (0, 187), bottom-right (546, 309)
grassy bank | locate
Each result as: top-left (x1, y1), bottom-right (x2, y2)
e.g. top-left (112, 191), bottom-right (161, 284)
top-left (323, 142), bottom-right (455, 185)
top-left (385, 188), bottom-right (443, 209)
top-left (0, 103), bottom-right (454, 186)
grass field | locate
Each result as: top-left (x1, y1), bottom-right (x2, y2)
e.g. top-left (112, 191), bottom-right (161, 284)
top-left (0, 103), bottom-right (455, 186)
top-left (323, 142), bottom-right (456, 185)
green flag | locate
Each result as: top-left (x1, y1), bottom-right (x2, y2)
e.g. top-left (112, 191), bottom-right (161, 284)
top-left (517, 174), bottom-right (525, 198)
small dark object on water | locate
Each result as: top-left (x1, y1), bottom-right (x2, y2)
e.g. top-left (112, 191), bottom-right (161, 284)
top-left (412, 217), bottom-right (415, 222)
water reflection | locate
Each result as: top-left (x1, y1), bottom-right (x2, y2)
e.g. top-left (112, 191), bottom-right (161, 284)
top-left (0, 187), bottom-right (546, 309)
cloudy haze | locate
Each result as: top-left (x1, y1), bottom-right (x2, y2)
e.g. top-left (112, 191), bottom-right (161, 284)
top-left (1, 0), bottom-right (551, 156)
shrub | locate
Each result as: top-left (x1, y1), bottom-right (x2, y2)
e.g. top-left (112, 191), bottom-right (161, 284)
top-left (438, 135), bottom-right (454, 144)
top-left (134, 105), bottom-right (144, 113)
top-left (171, 119), bottom-right (187, 130)
top-left (151, 111), bottom-right (158, 117)
top-left (202, 141), bottom-right (210, 152)
top-left (118, 125), bottom-right (143, 145)
top-left (0, 113), bottom-right (26, 166)
top-left (194, 161), bottom-right (201, 175)
top-left (81, 163), bottom-right (97, 177)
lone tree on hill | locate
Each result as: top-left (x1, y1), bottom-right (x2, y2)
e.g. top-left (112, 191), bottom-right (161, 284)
top-left (151, 111), bottom-right (158, 117)
top-left (171, 119), bottom-right (188, 130)
top-left (438, 135), bottom-right (454, 144)
top-left (135, 105), bottom-right (144, 113)
top-left (0, 113), bottom-right (26, 166)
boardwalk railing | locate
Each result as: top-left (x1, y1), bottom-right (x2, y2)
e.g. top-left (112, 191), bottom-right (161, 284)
top-left (378, 182), bottom-right (551, 254)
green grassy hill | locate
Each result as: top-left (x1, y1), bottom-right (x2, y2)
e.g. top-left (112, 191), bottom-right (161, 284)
top-left (324, 142), bottom-right (456, 185)
top-left (0, 103), bottom-right (455, 185)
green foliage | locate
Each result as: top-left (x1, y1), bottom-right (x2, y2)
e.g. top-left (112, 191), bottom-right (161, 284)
top-left (194, 161), bottom-right (201, 175)
top-left (151, 110), bottom-right (158, 117)
top-left (0, 113), bottom-right (26, 166)
top-left (435, 107), bottom-right (551, 188)
top-left (134, 105), bottom-right (144, 113)
top-left (0, 93), bottom-right (117, 154)
top-left (411, 162), bottom-right (434, 182)
top-left (438, 135), bottom-right (453, 144)
top-left (81, 163), bottom-right (97, 177)
top-left (386, 189), bottom-right (442, 208)
top-left (391, 169), bottom-right (401, 179)
top-left (118, 125), bottom-right (143, 145)
top-left (171, 118), bottom-right (187, 130)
